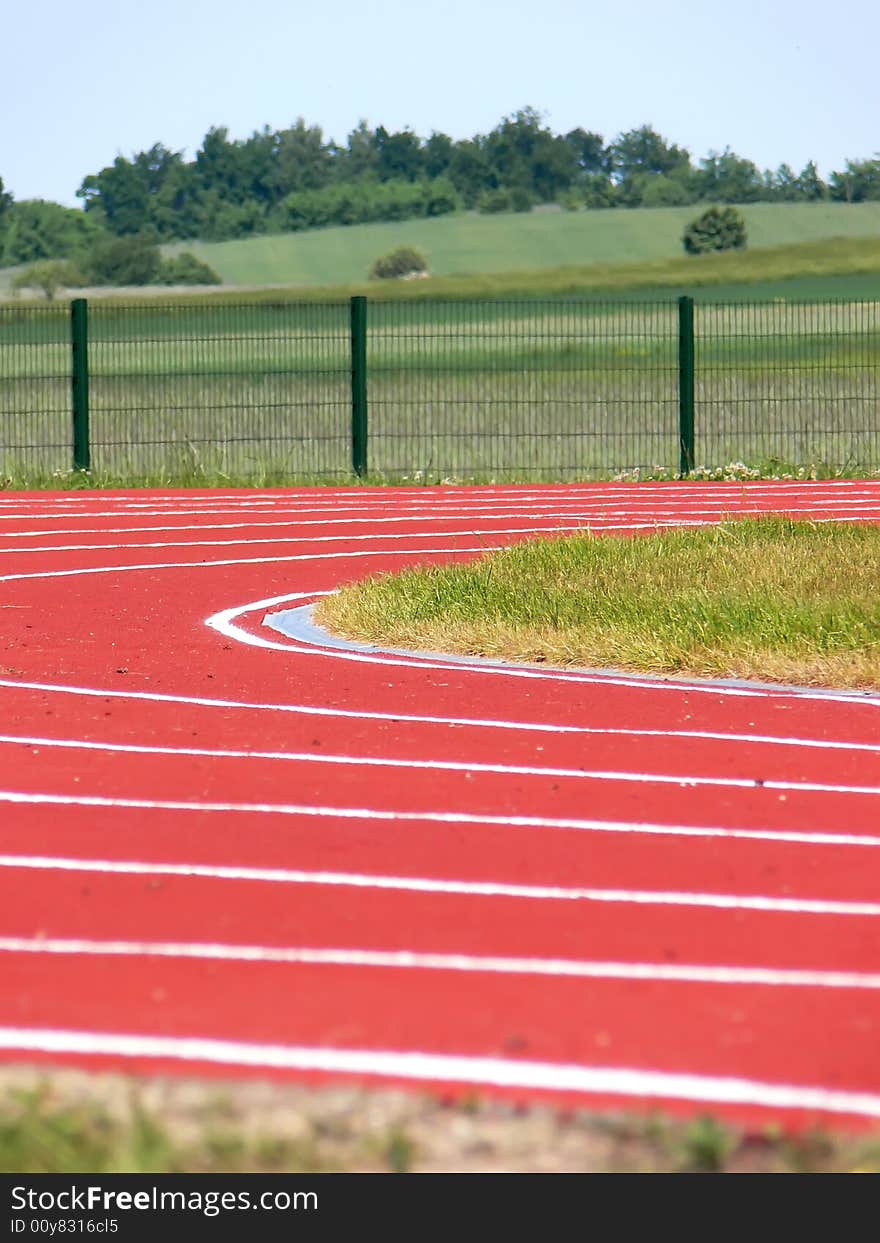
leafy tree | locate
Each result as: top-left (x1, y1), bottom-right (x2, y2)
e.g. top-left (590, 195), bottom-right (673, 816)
top-left (795, 160), bottom-right (826, 201)
top-left (268, 177), bottom-right (456, 234)
top-left (375, 127), bottom-right (423, 182)
top-left (85, 235), bottom-right (161, 285)
top-left (829, 157), bottom-right (880, 202)
top-left (581, 173), bottom-right (618, 209)
top-left (638, 172), bottom-right (693, 207)
top-left (369, 245), bottom-right (428, 279)
top-left (609, 126), bottom-right (691, 206)
top-left (193, 127), bottom-right (248, 204)
top-left (423, 132), bottom-right (454, 179)
top-left (196, 193), bottom-right (267, 241)
top-left (63, 112), bottom-right (870, 249)
top-left (683, 206), bottom-right (747, 254)
top-left (0, 199), bottom-right (104, 265)
top-left (274, 119), bottom-right (332, 196)
top-left (446, 139), bottom-right (495, 206)
top-left (695, 149), bottom-right (763, 203)
top-left (769, 163), bottom-right (800, 201)
top-left (610, 125), bottom-right (690, 182)
top-left (78, 144), bottom-right (184, 235)
top-left (340, 120), bottom-right (380, 180)
top-left (563, 128), bottom-right (607, 175)
top-left (238, 126), bottom-right (283, 204)
top-left (11, 259), bottom-right (87, 300)
top-left (484, 108), bottom-right (577, 202)
top-left (0, 176), bottom-right (12, 220)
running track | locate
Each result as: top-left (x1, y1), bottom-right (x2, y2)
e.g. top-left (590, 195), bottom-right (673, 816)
top-left (1, 481), bottom-right (879, 1132)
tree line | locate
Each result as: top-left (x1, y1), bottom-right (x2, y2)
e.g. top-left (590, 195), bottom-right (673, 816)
top-left (1, 108), bottom-right (879, 269)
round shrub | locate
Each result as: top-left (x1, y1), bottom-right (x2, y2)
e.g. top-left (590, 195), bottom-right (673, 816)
top-left (156, 252), bottom-right (223, 285)
top-left (683, 206), bottom-right (747, 254)
top-left (510, 186), bottom-right (534, 213)
top-left (477, 187), bottom-right (513, 214)
top-left (369, 246), bottom-right (429, 280)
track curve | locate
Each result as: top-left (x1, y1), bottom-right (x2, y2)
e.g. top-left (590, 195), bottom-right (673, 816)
top-left (2, 481), bottom-right (880, 1131)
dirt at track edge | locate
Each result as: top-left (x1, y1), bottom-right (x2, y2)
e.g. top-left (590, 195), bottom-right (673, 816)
top-left (3, 1064), bottom-right (879, 1174)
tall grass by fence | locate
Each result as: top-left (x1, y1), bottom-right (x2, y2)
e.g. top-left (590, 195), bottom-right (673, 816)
top-left (1, 296), bottom-right (878, 480)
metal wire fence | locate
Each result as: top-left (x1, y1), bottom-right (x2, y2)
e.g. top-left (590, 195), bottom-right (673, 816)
top-left (696, 301), bottom-right (880, 470)
top-left (88, 301), bottom-right (352, 477)
top-left (0, 304), bottom-right (72, 475)
top-left (1, 296), bottom-right (878, 479)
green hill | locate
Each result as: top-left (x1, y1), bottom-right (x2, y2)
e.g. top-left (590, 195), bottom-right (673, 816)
top-left (144, 235), bottom-right (879, 305)
top-left (169, 201), bottom-right (880, 288)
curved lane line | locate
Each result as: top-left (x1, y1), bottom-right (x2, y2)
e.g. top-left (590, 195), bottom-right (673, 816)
top-left (5, 483), bottom-right (880, 1124)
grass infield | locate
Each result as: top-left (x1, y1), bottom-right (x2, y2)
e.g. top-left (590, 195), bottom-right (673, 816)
top-left (316, 518), bottom-right (880, 690)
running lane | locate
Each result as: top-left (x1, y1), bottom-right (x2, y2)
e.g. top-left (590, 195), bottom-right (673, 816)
top-left (1, 482), bottom-right (879, 1132)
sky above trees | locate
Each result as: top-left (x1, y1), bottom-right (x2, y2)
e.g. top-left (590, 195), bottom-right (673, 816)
top-left (3, 0), bottom-right (878, 206)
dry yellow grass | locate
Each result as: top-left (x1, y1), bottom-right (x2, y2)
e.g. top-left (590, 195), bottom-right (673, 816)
top-left (317, 519), bottom-right (880, 689)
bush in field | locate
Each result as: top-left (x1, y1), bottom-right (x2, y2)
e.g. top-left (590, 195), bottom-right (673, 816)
top-left (11, 259), bottom-right (87, 300)
top-left (369, 246), bottom-right (428, 280)
top-left (683, 206), bottom-right (747, 254)
top-left (477, 187), bottom-right (513, 214)
top-left (85, 235), bottom-right (162, 285)
top-left (510, 186), bottom-right (534, 213)
top-left (155, 252), bottom-right (222, 285)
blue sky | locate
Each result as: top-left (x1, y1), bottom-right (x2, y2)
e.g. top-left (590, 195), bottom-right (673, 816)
top-left (3, 0), bottom-right (878, 205)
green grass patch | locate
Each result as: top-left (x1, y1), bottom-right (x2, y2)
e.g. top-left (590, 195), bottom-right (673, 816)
top-left (3, 232), bottom-right (880, 307)
top-left (317, 518), bottom-right (880, 689)
top-left (150, 203), bottom-right (880, 292)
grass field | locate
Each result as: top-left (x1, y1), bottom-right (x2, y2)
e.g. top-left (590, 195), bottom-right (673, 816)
top-left (2, 296), bottom-right (878, 480)
top-left (162, 202), bottom-right (880, 289)
top-left (6, 1066), bottom-right (878, 1173)
top-left (317, 518), bottom-right (880, 689)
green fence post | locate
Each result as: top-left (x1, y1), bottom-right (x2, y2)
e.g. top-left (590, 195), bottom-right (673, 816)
top-left (350, 295), bottom-right (368, 479)
top-left (70, 297), bottom-right (91, 472)
top-left (678, 295), bottom-right (695, 476)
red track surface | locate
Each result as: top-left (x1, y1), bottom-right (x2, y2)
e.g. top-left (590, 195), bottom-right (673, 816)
top-left (1, 481), bottom-right (880, 1132)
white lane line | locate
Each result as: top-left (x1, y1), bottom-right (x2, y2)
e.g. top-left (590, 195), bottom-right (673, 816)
top-left (0, 523), bottom-right (595, 556)
top-left (5, 502), bottom-right (880, 541)
top-left (9, 514), bottom-right (880, 555)
top-left (224, 583), bottom-right (880, 710)
top-left (0, 506), bottom-right (797, 539)
top-left (0, 677), bottom-right (876, 754)
top-left (2, 1026), bottom-right (879, 1118)
top-left (244, 595), bottom-right (880, 707)
top-left (2, 935), bottom-right (879, 990)
top-left (0, 510), bottom-right (624, 539)
top-left (2, 732), bottom-right (877, 797)
top-left (2, 483), bottom-right (878, 510)
top-left (1, 674), bottom-right (877, 753)
top-left (0, 544), bottom-right (494, 584)
top-left (0, 524), bottom-right (876, 706)
top-left (4, 498), bottom-right (879, 527)
top-left (4, 853), bottom-right (879, 917)
top-left (3, 788), bottom-right (879, 848)
top-left (0, 675), bottom-right (619, 734)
